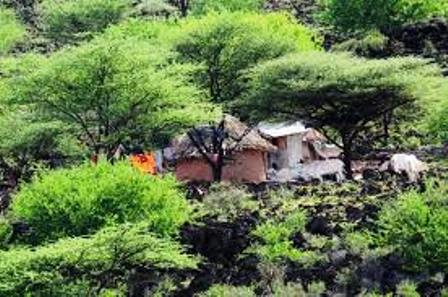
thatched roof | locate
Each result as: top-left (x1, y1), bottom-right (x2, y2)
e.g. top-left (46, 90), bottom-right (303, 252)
top-left (173, 115), bottom-right (276, 159)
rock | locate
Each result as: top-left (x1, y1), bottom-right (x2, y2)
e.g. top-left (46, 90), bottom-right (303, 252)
top-left (330, 250), bottom-right (348, 266)
top-left (306, 216), bottom-right (333, 236)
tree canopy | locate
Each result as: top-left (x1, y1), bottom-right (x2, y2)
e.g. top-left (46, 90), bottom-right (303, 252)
top-left (5, 37), bottom-right (217, 154)
top-left (174, 12), bottom-right (320, 104)
top-left (241, 52), bottom-right (443, 176)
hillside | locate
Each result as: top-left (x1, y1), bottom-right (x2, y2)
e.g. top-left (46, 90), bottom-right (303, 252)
top-left (0, 0), bottom-right (448, 296)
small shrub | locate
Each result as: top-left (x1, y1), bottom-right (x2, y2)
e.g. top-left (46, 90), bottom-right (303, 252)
top-left (190, 0), bottom-right (264, 15)
top-left (257, 262), bottom-right (325, 297)
top-left (40, 0), bottom-right (130, 42)
top-left (0, 223), bottom-right (198, 297)
top-left (396, 280), bottom-right (419, 297)
top-left (0, 7), bottom-right (26, 54)
top-left (344, 231), bottom-right (373, 256)
top-left (199, 183), bottom-right (258, 222)
top-left (248, 210), bottom-right (309, 263)
top-left (375, 181), bottom-right (448, 272)
top-left (197, 284), bottom-right (255, 297)
top-left (332, 31), bottom-right (388, 57)
top-left (272, 281), bottom-right (325, 297)
top-left (10, 161), bottom-right (191, 244)
top-left (0, 218), bottom-right (12, 249)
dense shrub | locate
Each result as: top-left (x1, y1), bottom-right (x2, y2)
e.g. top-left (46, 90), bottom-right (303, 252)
top-left (40, 0), bottom-right (131, 41)
top-left (321, 0), bottom-right (448, 32)
top-left (198, 183), bottom-right (258, 222)
top-left (425, 87), bottom-right (448, 144)
top-left (0, 7), bottom-right (26, 54)
top-left (198, 285), bottom-right (255, 297)
top-left (0, 224), bottom-right (198, 296)
top-left (10, 161), bottom-right (191, 244)
top-left (190, 0), bottom-right (264, 15)
top-left (248, 210), bottom-right (309, 263)
top-left (375, 181), bottom-right (448, 272)
top-left (332, 30), bottom-right (389, 57)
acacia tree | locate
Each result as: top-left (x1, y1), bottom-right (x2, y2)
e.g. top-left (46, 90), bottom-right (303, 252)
top-left (185, 115), bottom-right (253, 181)
top-left (6, 38), bottom-right (216, 156)
top-left (241, 52), bottom-right (443, 177)
top-left (174, 12), bottom-right (319, 105)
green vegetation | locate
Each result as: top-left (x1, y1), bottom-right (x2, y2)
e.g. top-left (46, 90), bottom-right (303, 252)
top-left (10, 161), bottom-right (190, 244)
top-left (6, 37), bottom-right (216, 154)
top-left (40, 0), bottom-right (130, 42)
top-left (248, 209), bottom-right (308, 262)
top-left (375, 181), bottom-right (448, 272)
top-left (321, 0), bottom-right (448, 32)
top-left (198, 285), bottom-right (256, 297)
top-left (0, 0), bottom-right (448, 295)
top-left (175, 12), bottom-right (319, 103)
top-left (0, 111), bottom-right (85, 185)
top-left (0, 7), bottom-right (26, 54)
top-left (198, 183), bottom-right (258, 222)
top-left (0, 224), bottom-right (198, 296)
top-left (241, 51), bottom-right (443, 176)
top-left (190, 0), bottom-right (264, 15)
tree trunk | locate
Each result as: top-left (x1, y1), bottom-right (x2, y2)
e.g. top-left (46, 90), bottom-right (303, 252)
top-left (342, 135), bottom-right (354, 179)
top-left (212, 165), bottom-right (222, 182)
top-left (212, 152), bottom-right (224, 182)
top-left (179, 0), bottom-right (188, 17)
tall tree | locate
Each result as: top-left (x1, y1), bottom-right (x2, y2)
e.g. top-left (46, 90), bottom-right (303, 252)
top-left (241, 52), bottom-right (443, 177)
top-left (174, 12), bottom-right (319, 105)
top-left (5, 38), bottom-right (217, 156)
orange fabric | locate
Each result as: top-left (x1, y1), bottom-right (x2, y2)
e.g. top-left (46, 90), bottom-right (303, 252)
top-left (130, 152), bottom-right (157, 174)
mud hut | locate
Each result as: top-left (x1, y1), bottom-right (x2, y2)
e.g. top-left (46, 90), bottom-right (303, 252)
top-left (258, 121), bottom-right (341, 170)
top-left (173, 115), bottom-right (276, 183)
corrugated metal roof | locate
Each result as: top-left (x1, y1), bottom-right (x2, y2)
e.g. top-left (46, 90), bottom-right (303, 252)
top-left (258, 121), bottom-right (307, 138)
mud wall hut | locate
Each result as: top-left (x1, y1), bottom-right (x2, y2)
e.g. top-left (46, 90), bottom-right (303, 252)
top-left (173, 115), bottom-right (276, 184)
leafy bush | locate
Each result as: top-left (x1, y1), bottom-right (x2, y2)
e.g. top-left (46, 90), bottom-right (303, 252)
top-left (425, 87), bottom-right (448, 144)
top-left (10, 161), bottom-right (191, 244)
top-left (198, 284), bottom-right (256, 297)
top-left (0, 7), bottom-right (26, 54)
top-left (248, 210), bottom-right (309, 263)
top-left (199, 183), bottom-right (258, 222)
top-left (131, 0), bottom-right (177, 19)
top-left (375, 181), bottom-right (448, 272)
top-left (320, 0), bottom-right (448, 32)
top-left (396, 280), bottom-right (420, 297)
top-left (332, 31), bottom-right (389, 57)
top-left (40, 0), bottom-right (131, 41)
top-left (0, 223), bottom-right (198, 296)
top-left (0, 217), bottom-right (12, 249)
top-left (190, 0), bottom-right (264, 15)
